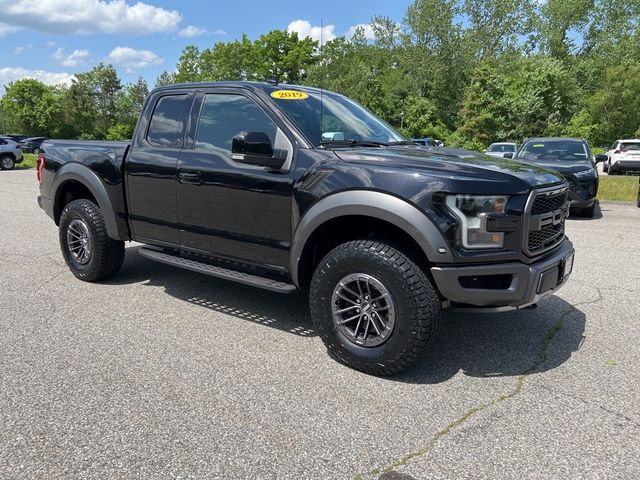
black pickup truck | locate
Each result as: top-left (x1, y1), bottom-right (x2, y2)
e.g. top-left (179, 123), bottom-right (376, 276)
top-left (37, 82), bottom-right (575, 375)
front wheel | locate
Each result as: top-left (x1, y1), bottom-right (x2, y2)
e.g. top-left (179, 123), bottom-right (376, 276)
top-left (59, 199), bottom-right (125, 282)
top-left (0, 155), bottom-right (15, 170)
top-left (309, 240), bottom-right (441, 376)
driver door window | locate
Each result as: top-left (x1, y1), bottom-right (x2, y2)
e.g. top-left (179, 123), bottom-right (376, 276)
top-left (195, 94), bottom-right (277, 159)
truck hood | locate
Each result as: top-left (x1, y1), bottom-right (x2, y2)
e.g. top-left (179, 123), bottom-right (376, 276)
top-left (333, 146), bottom-right (565, 192)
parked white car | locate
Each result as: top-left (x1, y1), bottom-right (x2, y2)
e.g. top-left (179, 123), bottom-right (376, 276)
top-left (605, 139), bottom-right (640, 175)
top-left (484, 142), bottom-right (517, 158)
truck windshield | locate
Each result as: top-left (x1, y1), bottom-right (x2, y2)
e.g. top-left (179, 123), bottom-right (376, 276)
top-left (269, 89), bottom-right (404, 147)
top-left (517, 140), bottom-right (588, 162)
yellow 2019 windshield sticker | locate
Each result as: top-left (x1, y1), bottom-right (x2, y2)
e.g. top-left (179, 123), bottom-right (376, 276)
top-left (271, 90), bottom-right (309, 100)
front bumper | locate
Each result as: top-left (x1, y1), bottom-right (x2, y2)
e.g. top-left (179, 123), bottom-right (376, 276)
top-left (567, 179), bottom-right (596, 208)
top-left (611, 159), bottom-right (640, 173)
top-left (431, 238), bottom-right (574, 310)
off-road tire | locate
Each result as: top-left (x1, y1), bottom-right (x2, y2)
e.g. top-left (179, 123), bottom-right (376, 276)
top-left (59, 199), bottom-right (125, 282)
top-left (309, 240), bottom-right (441, 376)
top-left (0, 155), bottom-right (15, 170)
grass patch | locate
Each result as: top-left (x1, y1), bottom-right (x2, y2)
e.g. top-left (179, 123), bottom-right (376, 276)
top-left (597, 175), bottom-right (639, 202)
top-left (16, 153), bottom-right (37, 169)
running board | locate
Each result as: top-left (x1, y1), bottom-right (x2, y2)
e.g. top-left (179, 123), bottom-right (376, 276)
top-left (139, 247), bottom-right (297, 294)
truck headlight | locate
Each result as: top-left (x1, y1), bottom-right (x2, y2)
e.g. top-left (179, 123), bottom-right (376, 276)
top-left (445, 195), bottom-right (508, 249)
top-left (573, 168), bottom-right (595, 178)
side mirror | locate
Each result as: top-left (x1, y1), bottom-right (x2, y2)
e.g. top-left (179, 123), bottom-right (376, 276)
top-left (231, 131), bottom-right (286, 170)
top-left (503, 152), bottom-right (513, 159)
top-left (594, 154), bottom-right (607, 164)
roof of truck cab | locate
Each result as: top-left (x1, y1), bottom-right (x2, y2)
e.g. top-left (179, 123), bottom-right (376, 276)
top-left (151, 81), bottom-right (326, 95)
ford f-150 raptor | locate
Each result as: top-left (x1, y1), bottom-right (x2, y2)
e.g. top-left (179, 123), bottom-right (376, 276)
top-left (37, 82), bottom-right (575, 375)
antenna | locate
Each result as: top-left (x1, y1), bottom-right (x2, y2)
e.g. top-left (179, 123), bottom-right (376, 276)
top-left (320, 18), bottom-right (324, 145)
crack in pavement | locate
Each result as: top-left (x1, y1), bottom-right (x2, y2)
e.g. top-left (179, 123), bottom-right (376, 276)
top-left (536, 384), bottom-right (640, 429)
top-left (365, 288), bottom-right (604, 479)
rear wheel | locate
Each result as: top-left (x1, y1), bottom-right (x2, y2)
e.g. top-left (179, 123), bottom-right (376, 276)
top-left (309, 240), bottom-right (440, 376)
top-left (59, 199), bottom-right (125, 282)
top-left (0, 155), bottom-right (15, 170)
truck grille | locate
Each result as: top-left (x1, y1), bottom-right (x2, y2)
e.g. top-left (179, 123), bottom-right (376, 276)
top-left (531, 191), bottom-right (567, 214)
top-left (523, 185), bottom-right (569, 256)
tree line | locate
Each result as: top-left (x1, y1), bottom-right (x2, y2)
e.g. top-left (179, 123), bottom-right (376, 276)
top-left (2, 0), bottom-right (639, 149)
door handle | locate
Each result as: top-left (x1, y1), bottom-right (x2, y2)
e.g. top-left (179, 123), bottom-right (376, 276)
top-left (179, 172), bottom-right (202, 185)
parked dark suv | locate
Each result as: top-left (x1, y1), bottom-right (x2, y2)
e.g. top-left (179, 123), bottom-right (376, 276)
top-left (512, 137), bottom-right (606, 218)
top-left (21, 137), bottom-right (47, 153)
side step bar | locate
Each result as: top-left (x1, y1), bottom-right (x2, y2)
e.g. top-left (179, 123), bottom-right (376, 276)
top-left (139, 247), bottom-right (297, 294)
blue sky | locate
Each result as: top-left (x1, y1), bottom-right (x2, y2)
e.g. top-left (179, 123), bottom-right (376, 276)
top-left (0, 0), bottom-right (411, 93)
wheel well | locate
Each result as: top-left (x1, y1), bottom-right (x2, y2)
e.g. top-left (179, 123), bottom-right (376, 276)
top-left (54, 181), bottom-right (97, 224)
top-left (297, 215), bottom-right (432, 290)
top-left (0, 152), bottom-right (16, 159)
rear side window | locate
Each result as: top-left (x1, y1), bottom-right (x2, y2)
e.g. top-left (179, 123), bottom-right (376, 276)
top-left (146, 94), bottom-right (189, 148)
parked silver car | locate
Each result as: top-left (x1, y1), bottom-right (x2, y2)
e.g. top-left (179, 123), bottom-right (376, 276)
top-left (0, 137), bottom-right (25, 170)
top-left (485, 142), bottom-right (517, 158)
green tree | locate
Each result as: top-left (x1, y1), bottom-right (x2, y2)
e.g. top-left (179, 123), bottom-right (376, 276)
top-left (1, 79), bottom-right (57, 135)
top-left (154, 70), bottom-right (176, 87)
top-left (174, 45), bottom-right (202, 83)
top-left (110, 77), bottom-right (149, 139)
top-left (456, 62), bottom-right (509, 147)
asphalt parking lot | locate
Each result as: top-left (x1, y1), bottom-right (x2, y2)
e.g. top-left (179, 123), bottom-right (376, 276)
top-left (1, 169), bottom-right (639, 480)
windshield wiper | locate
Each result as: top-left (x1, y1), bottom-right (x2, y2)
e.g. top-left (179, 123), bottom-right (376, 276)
top-left (388, 140), bottom-right (417, 146)
top-left (319, 139), bottom-right (388, 148)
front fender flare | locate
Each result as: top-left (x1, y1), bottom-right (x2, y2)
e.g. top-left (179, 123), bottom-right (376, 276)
top-left (52, 163), bottom-right (125, 241)
top-left (290, 190), bottom-right (453, 287)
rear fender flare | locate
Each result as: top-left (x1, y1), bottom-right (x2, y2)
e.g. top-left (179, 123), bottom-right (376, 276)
top-left (52, 163), bottom-right (124, 241)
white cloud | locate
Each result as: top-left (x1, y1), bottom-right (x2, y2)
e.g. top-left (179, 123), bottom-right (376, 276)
top-left (178, 25), bottom-right (206, 37)
top-left (14, 44), bottom-right (33, 55)
top-left (53, 48), bottom-right (90, 67)
top-left (178, 25), bottom-right (226, 38)
top-left (0, 0), bottom-right (182, 35)
top-left (46, 41), bottom-right (57, 48)
top-left (105, 46), bottom-right (163, 73)
top-left (287, 19), bottom-right (336, 44)
top-left (0, 67), bottom-right (75, 93)
top-left (0, 23), bottom-right (19, 36)
top-left (346, 23), bottom-right (376, 41)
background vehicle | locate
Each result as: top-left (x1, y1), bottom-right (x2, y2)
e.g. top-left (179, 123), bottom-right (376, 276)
top-left (606, 139), bottom-right (640, 175)
top-left (515, 137), bottom-right (604, 218)
top-left (412, 137), bottom-right (443, 147)
top-left (0, 137), bottom-right (24, 170)
top-left (21, 136), bottom-right (47, 153)
top-left (0, 134), bottom-right (29, 143)
top-left (485, 142), bottom-right (517, 158)
top-left (37, 82), bottom-right (575, 376)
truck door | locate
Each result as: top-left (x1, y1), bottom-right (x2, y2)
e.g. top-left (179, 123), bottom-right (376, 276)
top-left (125, 92), bottom-right (193, 246)
top-left (176, 90), bottom-right (294, 272)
